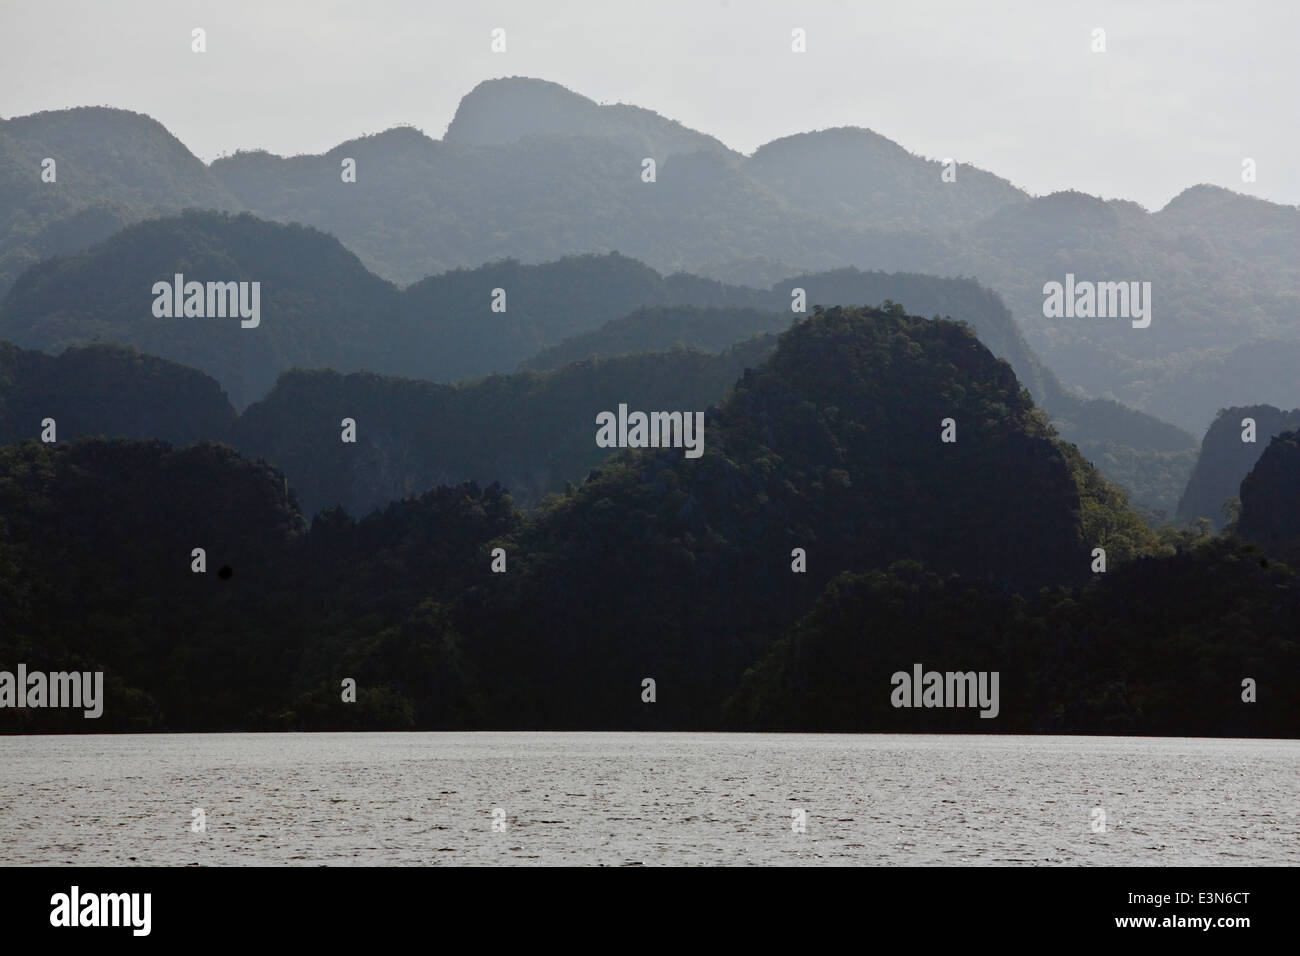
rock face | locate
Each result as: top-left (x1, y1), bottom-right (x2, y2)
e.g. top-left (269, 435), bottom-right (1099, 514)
top-left (1178, 405), bottom-right (1300, 528)
top-left (1238, 430), bottom-right (1300, 548)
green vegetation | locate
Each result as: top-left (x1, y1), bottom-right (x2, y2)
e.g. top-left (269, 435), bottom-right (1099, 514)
top-left (727, 544), bottom-right (1300, 736)
top-left (4, 306), bottom-right (1231, 735)
top-left (0, 340), bottom-right (236, 446)
top-left (237, 335), bottom-right (777, 516)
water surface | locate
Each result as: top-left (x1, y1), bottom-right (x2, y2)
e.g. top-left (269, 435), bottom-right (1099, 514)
top-left (1, 733), bottom-right (1295, 865)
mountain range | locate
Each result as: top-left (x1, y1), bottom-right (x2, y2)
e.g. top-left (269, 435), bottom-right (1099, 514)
top-left (17, 306), bottom-right (1267, 733)
top-left (5, 76), bottom-right (1297, 437)
top-left (0, 209), bottom-right (1198, 517)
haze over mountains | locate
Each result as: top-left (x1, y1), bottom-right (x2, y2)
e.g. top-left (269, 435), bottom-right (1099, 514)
top-left (0, 208), bottom-right (1201, 517)
top-left (1, 71), bottom-right (1297, 737)
top-left (4, 76), bottom-right (1299, 440)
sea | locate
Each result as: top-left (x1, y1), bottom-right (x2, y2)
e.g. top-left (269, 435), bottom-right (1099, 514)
top-left (1, 733), bottom-right (1295, 866)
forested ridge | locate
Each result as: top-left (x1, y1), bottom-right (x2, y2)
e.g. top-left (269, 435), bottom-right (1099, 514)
top-left (2, 79), bottom-right (1296, 739)
top-left (7, 306), bottom-right (1290, 736)
top-left (0, 210), bottom-right (1196, 516)
top-left (6, 80), bottom-right (1298, 435)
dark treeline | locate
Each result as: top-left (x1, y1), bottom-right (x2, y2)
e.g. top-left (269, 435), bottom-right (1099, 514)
top-left (8, 307), bottom-right (1291, 737)
top-left (1, 335), bottom-right (778, 516)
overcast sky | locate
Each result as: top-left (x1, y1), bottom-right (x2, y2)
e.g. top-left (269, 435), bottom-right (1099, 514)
top-left (1, 0), bottom-right (1295, 211)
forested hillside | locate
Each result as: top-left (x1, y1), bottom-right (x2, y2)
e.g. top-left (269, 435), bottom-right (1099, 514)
top-left (0, 213), bottom-right (1196, 515)
top-left (0, 306), bottom-right (1209, 733)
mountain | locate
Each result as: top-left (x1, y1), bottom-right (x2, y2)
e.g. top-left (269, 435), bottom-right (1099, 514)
top-left (520, 306), bottom-right (791, 372)
top-left (460, 305), bottom-right (1157, 727)
top-left (7, 81), bottom-right (1296, 438)
top-left (726, 545), bottom-right (1300, 736)
top-left (235, 336), bottom-right (777, 517)
top-left (0, 340), bottom-right (236, 445)
top-left (207, 81), bottom-right (1030, 286)
top-left (519, 271), bottom-right (1199, 517)
top-left (396, 253), bottom-right (695, 382)
top-left (0, 211), bottom-right (788, 406)
top-left (748, 127), bottom-right (1028, 229)
top-left (444, 76), bottom-right (734, 159)
top-left (956, 186), bottom-right (1300, 433)
top-left (0, 107), bottom-right (241, 296)
top-left (1177, 405), bottom-right (1300, 528)
top-left (0, 215), bottom-right (1195, 514)
top-left (0, 305), bottom-right (1169, 731)
top-left (0, 438), bottom-right (305, 731)
top-left (0, 210), bottom-right (401, 408)
top-left (210, 116), bottom-right (849, 284)
top-left (1237, 430), bottom-right (1300, 549)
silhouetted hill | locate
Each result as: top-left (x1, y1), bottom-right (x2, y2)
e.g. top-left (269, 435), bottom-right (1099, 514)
top-left (0, 340), bottom-right (236, 445)
top-left (397, 253), bottom-right (687, 382)
top-left (520, 306), bottom-right (790, 372)
top-left (457, 306), bottom-right (1158, 727)
top-left (0, 210), bottom-right (401, 407)
top-left (0, 438), bottom-right (304, 731)
top-left (0, 218), bottom-right (1194, 514)
top-left (517, 270), bottom-right (1198, 516)
top-left (1238, 430), bottom-right (1300, 549)
top-left (0, 305), bottom-right (1174, 732)
top-left (236, 336), bottom-right (777, 516)
top-left (727, 545), bottom-right (1299, 736)
top-left (1177, 405), bottom-right (1300, 528)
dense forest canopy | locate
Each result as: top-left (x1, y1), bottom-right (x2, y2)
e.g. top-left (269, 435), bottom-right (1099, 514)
top-left (9, 306), bottom-right (1268, 735)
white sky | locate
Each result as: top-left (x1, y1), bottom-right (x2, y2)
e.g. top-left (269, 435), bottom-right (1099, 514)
top-left (1, 0), bottom-right (1296, 211)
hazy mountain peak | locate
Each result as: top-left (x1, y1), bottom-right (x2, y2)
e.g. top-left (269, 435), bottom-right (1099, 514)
top-left (325, 125), bottom-right (440, 158)
top-left (445, 75), bottom-right (732, 157)
top-left (1, 105), bottom-right (187, 145)
top-left (751, 125), bottom-right (911, 159)
top-left (1158, 182), bottom-right (1299, 220)
top-left (972, 189), bottom-right (1120, 232)
top-left (1036, 189), bottom-right (1113, 211)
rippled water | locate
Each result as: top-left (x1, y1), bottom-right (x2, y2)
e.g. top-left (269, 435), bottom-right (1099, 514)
top-left (0, 733), bottom-right (1295, 865)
